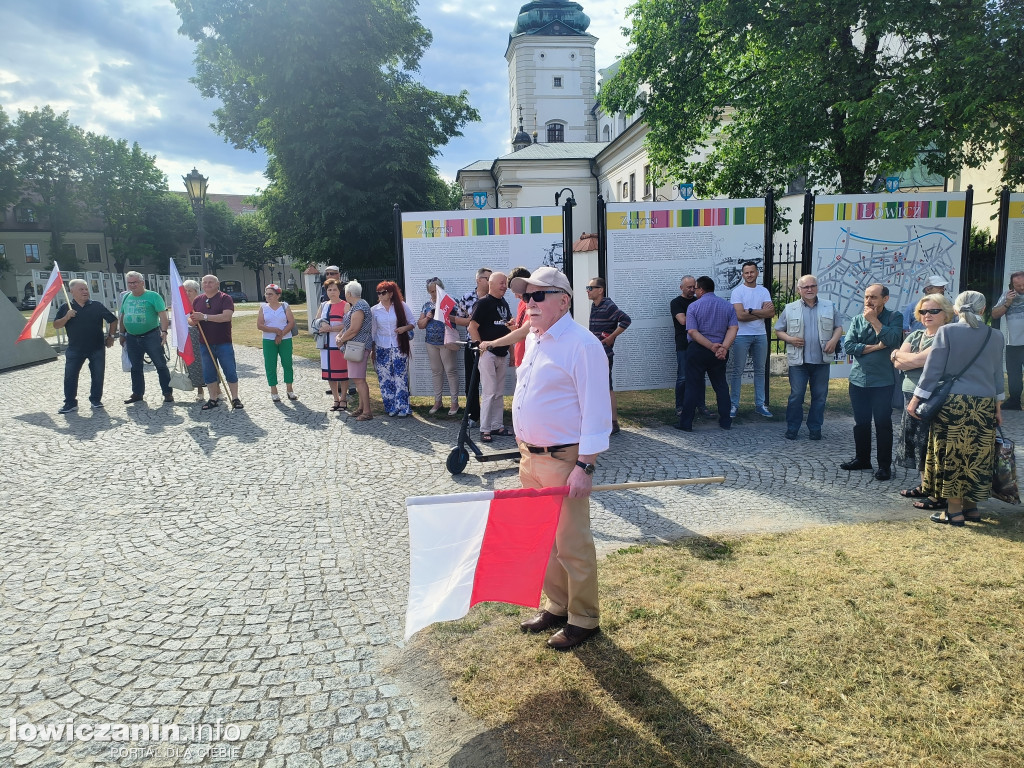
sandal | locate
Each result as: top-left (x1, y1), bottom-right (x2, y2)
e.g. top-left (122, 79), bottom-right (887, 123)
top-left (356, 413), bottom-right (373, 421)
top-left (231, 398), bottom-right (244, 410)
top-left (287, 392), bottom-right (298, 401)
top-left (491, 427), bottom-right (511, 437)
top-left (963, 508), bottom-right (982, 522)
top-left (481, 433), bottom-right (493, 443)
top-left (331, 401), bottom-right (344, 412)
top-left (930, 511), bottom-right (965, 527)
top-left (913, 498), bottom-right (947, 510)
top-left (271, 394), bottom-right (281, 402)
top-left (900, 486), bottom-right (928, 499)
top-left (201, 399), bottom-right (219, 410)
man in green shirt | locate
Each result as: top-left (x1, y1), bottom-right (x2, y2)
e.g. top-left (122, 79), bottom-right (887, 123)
top-left (840, 283), bottom-right (904, 480)
top-left (118, 271), bottom-right (173, 404)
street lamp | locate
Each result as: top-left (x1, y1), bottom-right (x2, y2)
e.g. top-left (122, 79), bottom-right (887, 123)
top-left (183, 167), bottom-right (209, 273)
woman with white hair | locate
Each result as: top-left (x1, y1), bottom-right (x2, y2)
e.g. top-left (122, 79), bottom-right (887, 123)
top-left (336, 280), bottom-right (374, 421)
top-left (182, 280), bottom-right (206, 402)
top-left (907, 291), bottom-right (1005, 526)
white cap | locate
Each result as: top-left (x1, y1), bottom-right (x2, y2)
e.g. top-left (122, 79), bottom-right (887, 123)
top-left (925, 275), bottom-right (948, 288)
top-left (510, 266), bottom-right (572, 295)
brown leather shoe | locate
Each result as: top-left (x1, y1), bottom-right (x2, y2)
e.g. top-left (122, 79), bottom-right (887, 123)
top-left (124, 394), bottom-right (143, 404)
top-left (519, 610), bottom-right (568, 634)
top-left (547, 624), bottom-right (600, 650)
top-left (163, 392), bottom-right (174, 403)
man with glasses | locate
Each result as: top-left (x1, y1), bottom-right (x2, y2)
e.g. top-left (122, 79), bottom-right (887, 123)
top-left (452, 267), bottom-right (492, 425)
top-left (586, 277), bottom-right (631, 434)
top-left (840, 283), bottom-right (903, 481)
top-left (318, 266), bottom-right (341, 303)
top-left (511, 267), bottom-right (610, 651)
top-left (469, 272), bottom-right (513, 441)
top-left (118, 271), bottom-right (173, 405)
top-left (775, 275), bottom-right (842, 440)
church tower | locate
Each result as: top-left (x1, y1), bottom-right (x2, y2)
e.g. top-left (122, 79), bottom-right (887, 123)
top-left (506, 0), bottom-right (598, 148)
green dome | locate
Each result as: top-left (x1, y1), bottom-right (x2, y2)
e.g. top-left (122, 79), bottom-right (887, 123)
top-left (511, 0), bottom-right (590, 37)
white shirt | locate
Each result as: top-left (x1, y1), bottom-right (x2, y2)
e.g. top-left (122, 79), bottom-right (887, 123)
top-left (260, 302), bottom-right (289, 340)
top-left (730, 283), bottom-right (771, 336)
top-left (512, 312), bottom-right (611, 456)
top-left (370, 302), bottom-right (412, 349)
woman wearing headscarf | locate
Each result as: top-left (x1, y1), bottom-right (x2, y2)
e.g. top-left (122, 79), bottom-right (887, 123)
top-left (417, 277), bottom-right (460, 415)
top-left (256, 283), bottom-right (297, 402)
top-left (907, 291), bottom-right (1005, 526)
top-left (371, 280), bottom-right (414, 418)
top-left (892, 293), bottom-right (954, 506)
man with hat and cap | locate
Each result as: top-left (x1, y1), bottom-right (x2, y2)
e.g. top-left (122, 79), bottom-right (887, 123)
top-left (319, 266), bottom-right (342, 303)
top-left (902, 275), bottom-right (948, 333)
top-left (511, 266), bottom-right (611, 650)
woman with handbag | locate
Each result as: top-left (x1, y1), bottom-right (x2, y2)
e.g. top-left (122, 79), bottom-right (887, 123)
top-left (891, 294), bottom-right (954, 509)
top-left (182, 280), bottom-right (206, 402)
top-left (907, 291), bottom-right (1005, 526)
top-left (371, 280), bottom-right (415, 418)
top-left (417, 277), bottom-right (460, 415)
top-left (257, 283), bottom-right (297, 402)
top-left (337, 280), bottom-right (374, 421)
top-left (318, 279), bottom-right (349, 411)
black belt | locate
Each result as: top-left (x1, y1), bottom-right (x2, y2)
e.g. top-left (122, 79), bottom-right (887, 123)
top-left (129, 328), bottom-right (160, 337)
top-left (525, 443), bottom-right (577, 454)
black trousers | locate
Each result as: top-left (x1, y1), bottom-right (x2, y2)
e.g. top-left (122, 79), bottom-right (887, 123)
top-left (463, 345), bottom-right (481, 421)
top-left (678, 345), bottom-right (731, 430)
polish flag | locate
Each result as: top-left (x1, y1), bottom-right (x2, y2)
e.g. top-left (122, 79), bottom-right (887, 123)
top-left (405, 486), bottom-right (567, 639)
top-left (436, 285), bottom-right (457, 329)
top-left (16, 262), bottom-right (64, 344)
top-left (168, 260), bottom-right (195, 365)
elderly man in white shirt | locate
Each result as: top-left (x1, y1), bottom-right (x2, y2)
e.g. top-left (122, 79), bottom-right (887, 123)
top-left (510, 266), bottom-right (611, 650)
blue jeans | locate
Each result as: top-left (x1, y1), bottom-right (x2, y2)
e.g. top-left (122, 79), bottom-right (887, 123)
top-left (729, 334), bottom-right (767, 408)
top-left (849, 383), bottom-right (894, 468)
top-left (200, 343), bottom-right (238, 384)
top-left (64, 345), bottom-right (106, 407)
top-left (786, 363), bottom-right (830, 434)
top-left (125, 329), bottom-right (171, 396)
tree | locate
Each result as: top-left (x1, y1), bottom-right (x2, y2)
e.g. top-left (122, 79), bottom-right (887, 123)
top-left (234, 214), bottom-right (281, 292)
top-left (16, 106), bottom-right (89, 267)
top-left (143, 192), bottom-right (196, 273)
top-left (85, 135), bottom-right (168, 272)
top-left (172, 0), bottom-right (479, 268)
top-left (0, 106), bottom-right (18, 211)
top-left (202, 201), bottom-right (238, 272)
top-left (600, 0), bottom-right (1023, 197)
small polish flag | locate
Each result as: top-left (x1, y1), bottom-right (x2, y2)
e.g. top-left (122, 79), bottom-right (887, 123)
top-left (405, 486), bottom-right (566, 639)
top-left (168, 260), bottom-right (195, 365)
top-left (436, 286), bottom-right (457, 329)
top-left (16, 262), bottom-right (64, 344)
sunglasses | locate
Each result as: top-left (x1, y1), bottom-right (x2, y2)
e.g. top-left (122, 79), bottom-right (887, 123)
top-left (585, 285), bottom-right (600, 291)
top-left (376, 290), bottom-right (391, 295)
top-left (919, 308), bottom-right (943, 315)
top-left (522, 290), bottom-right (564, 303)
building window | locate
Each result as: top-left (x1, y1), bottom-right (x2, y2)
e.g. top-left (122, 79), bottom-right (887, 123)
top-left (553, 76), bottom-right (563, 88)
top-left (629, 173), bottom-right (636, 202)
top-left (0, 244), bottom-right (5, 261)
top-left (547, 123), bottom-right (565, 143)
top-left (620, 182), bottom-right (628, 200)
top-left (87, 244), bottom-right (102, 263)
top-left (644, 166), bottom-right (651, 199)
top-left (221, 254), bottom-right (235, 266)
top-left (16, 205), bottom-right (36, 224)
top-left (189, 251), bottom-right (203, 267)
top-left (602, 125), bottom-right (611, 142)
top-left (62, 243), bottom-right (76, 261)
top-left (25, 244), bottom-right (40, 263)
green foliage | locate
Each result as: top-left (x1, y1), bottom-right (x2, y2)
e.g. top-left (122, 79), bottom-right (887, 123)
top-left (85, 135), bottom-right (168, 272)
top-left (234, 213), bottom-right (282, 287)
top-left (280, 288), bottom-right (306, 305)
top-left (601, 0), bottom-right (1024, 196)
top-left (0, 107), bottom-right (18, 211)
top-left (202, 201), bottom-right (238, 263)
top-left (144, 192), bottom-right (196, 273)
top-left (16, 106), bottom-right (89, 267)
top-left (172, 0), bottom-right (479, 268)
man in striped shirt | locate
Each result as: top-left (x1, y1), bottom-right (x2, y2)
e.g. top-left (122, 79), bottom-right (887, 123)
top-left (587, 277), bottom-right (631, 434)
top-left (676, 276), bottom-right (738, 431)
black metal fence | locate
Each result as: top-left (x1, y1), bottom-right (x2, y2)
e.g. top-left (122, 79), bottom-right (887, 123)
top-left (768, 239), bottom-right (804, 353)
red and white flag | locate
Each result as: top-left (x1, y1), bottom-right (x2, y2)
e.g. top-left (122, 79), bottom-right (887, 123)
top-left (16, 262), bottom-right (64, 344)
top-left (436, 286), bottom-right (457, 329)
top-left (168, 260), bottom-right (195, 366)
top-left (405, 486), bottom-right (566, 639)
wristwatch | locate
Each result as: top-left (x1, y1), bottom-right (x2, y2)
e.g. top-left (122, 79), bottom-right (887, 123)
top-left (575, 461), bottom-right (596, 475)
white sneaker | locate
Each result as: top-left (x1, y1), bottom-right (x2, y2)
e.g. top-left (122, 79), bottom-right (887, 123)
top-left (90, 402), bottom-right (104, 409)
top-left (729, 405), bottom-right (737, 418)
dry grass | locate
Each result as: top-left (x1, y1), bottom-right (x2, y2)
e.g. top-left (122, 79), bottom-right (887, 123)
top-left (426, 518), bottom-right (1024, 768)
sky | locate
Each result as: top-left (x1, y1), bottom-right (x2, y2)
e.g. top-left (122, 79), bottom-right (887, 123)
top-left (0, 0), bottom-right (632, 196)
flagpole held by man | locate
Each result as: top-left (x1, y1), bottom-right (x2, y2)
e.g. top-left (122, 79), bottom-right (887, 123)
top-left (16, 261), bottom-right (67, 345)
top-left (509, 266), bottom-right (611, 650)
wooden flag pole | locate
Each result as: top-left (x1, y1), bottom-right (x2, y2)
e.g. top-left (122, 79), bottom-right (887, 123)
top-left (591, 476), bottom-right (725, 493)
top-left (196, 323), bottom-right (231, 404)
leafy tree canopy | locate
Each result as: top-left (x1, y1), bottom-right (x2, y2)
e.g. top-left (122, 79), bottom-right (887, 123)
top-left (172, 0), bottom-right (479, 268)
top-left (600, 0), bottom-right (1023, 197)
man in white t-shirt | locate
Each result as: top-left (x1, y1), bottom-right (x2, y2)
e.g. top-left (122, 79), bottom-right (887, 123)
top-left (729, 261), bottom-right (775, 418)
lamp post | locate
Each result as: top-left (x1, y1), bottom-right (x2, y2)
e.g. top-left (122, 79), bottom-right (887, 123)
top-left (183, 167), bottom-right (209, 273)
top-left (554, 188), bottom-right (577, 283)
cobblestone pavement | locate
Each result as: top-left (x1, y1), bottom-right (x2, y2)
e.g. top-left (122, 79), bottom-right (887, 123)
top-left (1, 345), bottom-right (1019, 767)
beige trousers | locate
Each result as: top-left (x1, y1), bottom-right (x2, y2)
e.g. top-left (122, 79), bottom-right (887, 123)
top-left (517, 442), bottom-right (600, 629)
top-left (477, 350), bottom-right (508, 432)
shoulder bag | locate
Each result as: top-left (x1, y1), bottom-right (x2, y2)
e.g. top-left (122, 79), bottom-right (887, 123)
top-left (915, 327), bottom-right (992, 422)
top-left (312, 303), bottom-right (331, 349)
top-left (343, 341), bottom-right (366, 363)
top-left (169, 356), bottom-right (194, 391)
